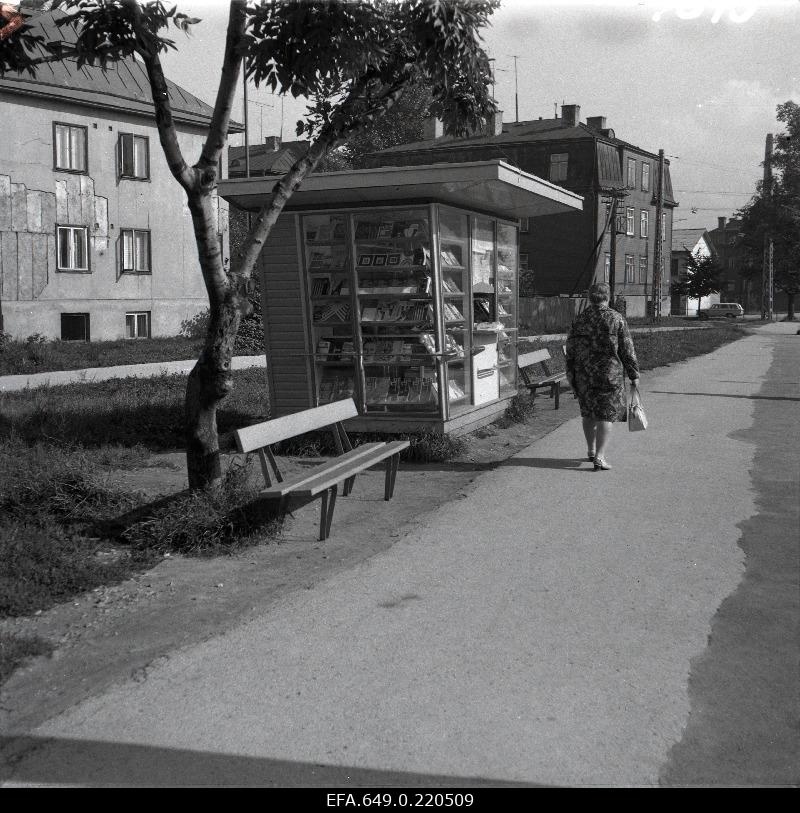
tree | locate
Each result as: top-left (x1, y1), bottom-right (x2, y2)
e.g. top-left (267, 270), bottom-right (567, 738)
top-left (2, 0), bottom-right (498, 490)
top-left (328, 80), bottom-right (434, 170)
top-left (736, 101), bottom-right (800, 320)
top-left (670, 253), bottom-right (723, 315)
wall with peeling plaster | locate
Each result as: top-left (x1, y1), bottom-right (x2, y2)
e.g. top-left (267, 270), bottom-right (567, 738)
top-left (0, 94), bottom-right (229, 340)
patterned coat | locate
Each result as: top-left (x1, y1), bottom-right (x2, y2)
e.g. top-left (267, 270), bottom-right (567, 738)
top-left (565, 304), bottom-right (639, 421)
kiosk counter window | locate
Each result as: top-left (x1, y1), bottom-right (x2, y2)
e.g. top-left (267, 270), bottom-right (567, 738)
top-left (273, 203), bottom-right (519, 433)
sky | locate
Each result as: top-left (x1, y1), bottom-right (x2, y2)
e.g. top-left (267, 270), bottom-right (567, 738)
top-left (159, 0), bottom-right (799, 230)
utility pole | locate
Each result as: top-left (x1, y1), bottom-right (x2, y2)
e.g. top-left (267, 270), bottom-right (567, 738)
top-left (606, 188), bottom-right (627, 302)
top-left (243, 70), bottom-right (250, 178)
top-left (511, 55), bottom-right (519, 122)
top-left (608, 196), bottom-right (619, 299)
top-left (762, 133), bottom-right (774, 320)
top-left (652, 149), bottom-right (665, 319)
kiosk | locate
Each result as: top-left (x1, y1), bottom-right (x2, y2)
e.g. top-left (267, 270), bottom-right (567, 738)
top-left (219, 160), bottom-right (582, 434)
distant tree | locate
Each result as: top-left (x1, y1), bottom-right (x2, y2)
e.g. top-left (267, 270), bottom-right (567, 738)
top-left (2, 0), bottom-right (498, 491)
top-left (736, 101), bottom-right (800, 320)
top-left (671, 253), bottom-right (723, 315)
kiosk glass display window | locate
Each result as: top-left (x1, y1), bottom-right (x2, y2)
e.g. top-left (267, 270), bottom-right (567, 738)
top-left (299, 205), bottom-right (518, 421)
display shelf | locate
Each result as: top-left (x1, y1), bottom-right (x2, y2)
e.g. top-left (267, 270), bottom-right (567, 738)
top-left (297, 204), bottom-right (519, 418)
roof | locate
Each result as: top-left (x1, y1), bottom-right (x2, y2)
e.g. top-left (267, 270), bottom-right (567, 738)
top-left (0, 9), bottom-right (243, 131)
top-left (377, 117), bottom-right (664, 162)
top-left (219, 159), bottom-right (584, 220)
top-left (672, 228), bottom-right (711, 253)
top-left (228, 141), bottom-right (308, 177)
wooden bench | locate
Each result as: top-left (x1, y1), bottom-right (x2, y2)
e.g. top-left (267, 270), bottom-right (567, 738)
top-left (517, 347), bottom-right (568, 409)
top-left (234, 398), bottom-right (409, 542)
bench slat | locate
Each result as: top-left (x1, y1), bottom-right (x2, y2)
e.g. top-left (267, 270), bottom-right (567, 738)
top-left (259, 442), bottom-right (387, 498)
top-left (235, 398), bottom-right (359, 453)
top-left (517, 348), bottom-right (551, 368)
top-left (290, 441), bottom-right (410, 498)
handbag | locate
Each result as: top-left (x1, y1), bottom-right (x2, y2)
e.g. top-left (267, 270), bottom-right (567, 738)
top-left (628, 383), bottom-right (648, 432)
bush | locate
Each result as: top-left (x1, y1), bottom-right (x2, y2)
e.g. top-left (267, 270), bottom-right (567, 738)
top-left (178, 278), bottom-right (264, 355)
top-left (504, 392), bottom-right (537, 424)
top-left (119, 459), bottom-right (279, 556)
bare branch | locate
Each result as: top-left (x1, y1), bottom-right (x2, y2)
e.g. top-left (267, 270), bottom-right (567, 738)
top-left (197, 0), bottom-right (247, 182)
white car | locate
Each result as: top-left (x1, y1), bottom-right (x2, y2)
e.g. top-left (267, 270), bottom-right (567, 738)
top-left (697, 303), bottom-right (744, 320)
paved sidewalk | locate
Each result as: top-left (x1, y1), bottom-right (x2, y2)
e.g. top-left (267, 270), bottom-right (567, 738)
top-left (2, 323), bottom-right (797, 787)
top-left (0, 354), bottom-right (267, 393)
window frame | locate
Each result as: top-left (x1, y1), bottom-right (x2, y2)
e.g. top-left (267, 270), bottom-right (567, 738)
top-left (638, 255), bottom-right (648, 283)
top-left (626, 207), bottom-right (635, 236)
top-left (549, 152), bottom-right (568, 183)
top-left (53, 122), bottom-right (88, 174)
top-left (117, 132), bottom-right (151, 181)
top-left (662, 212), bottom-right (666, 241)
top-left (120, 228), bottom-right (152, 275)
top-left (519, 216), bottom-right (530, 234)
top-left (640, 210), bottom-right (649, 238)
top-left (60, 312), bottom-right (90, 342)
top-left (125, 310), bottom-right (151, 339)
top-left (56, 225), bottom-right (90, 273)
top-left (627, 157), bottom-right (636, 189)
top-left (641, 162), bottom-right (650, 192)
top-left (624, 254), bottom-right (635, 284)
top-left (604, 252), bottom-right (611, 283)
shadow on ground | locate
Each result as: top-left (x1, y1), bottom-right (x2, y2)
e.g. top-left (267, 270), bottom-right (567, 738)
top-left (0, 736), bottom-right (544, 788)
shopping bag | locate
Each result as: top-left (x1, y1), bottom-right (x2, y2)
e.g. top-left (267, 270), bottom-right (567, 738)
top-left (628, 384), bottom-right (648, 432)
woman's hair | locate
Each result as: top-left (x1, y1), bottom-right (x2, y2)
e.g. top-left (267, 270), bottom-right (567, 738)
top-left (588, 282), bottom-right (611, 304)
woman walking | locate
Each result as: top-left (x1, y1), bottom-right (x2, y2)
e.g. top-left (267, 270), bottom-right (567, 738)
top-left (565, 283), bottom-right (640, 471)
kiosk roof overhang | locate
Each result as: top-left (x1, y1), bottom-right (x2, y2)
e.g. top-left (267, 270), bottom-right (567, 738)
top-left (218, 159), bottom-right (583, 219)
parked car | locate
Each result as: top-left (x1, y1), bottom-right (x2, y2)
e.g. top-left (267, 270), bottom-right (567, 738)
top-left (697, 303), bottom-right (744, 320)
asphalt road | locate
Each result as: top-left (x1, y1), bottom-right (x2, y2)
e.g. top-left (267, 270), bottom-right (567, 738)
top-left (1, 323), bottom-right (797, 787)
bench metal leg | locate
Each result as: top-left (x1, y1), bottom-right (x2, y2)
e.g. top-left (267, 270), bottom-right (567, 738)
top-left (384, 454), bottom-right (400, 501)
top-left (552, 383), bottom-right (560, 409)
top-left (319, 484), bottom-right (338, 541)
top-left (343, 474), bottom-right (356, 496)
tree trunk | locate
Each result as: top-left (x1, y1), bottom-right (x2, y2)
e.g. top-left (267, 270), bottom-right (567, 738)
top-left (184, 192), bottom-right (244, 491)
top-left (787, 292), bottom-right (796, 320)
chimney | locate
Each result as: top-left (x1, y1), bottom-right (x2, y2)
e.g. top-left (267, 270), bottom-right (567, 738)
top-left (586, 116), bottom-right (607, 131)
top-left (423, 116), bottom-right (444, 141)
top-left (718, 216), bottom-right (726, 231)
top-left (264, 135), bottom-right (281, 151)
top-left (486, 109), bottom-right (503, 137)
top-left (561, 104), bottom-right (580, 127)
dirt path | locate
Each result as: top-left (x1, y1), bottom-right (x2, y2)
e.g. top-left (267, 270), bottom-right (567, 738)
top-left (0, 396), bottom-right (579, 735)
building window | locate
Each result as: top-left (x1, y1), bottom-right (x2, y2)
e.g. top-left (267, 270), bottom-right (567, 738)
top-left (640, 210), bottom-right (649, 238)
top-left (639, 255), bottom-right (648, 283)
top-left (57, 225), bottom-right (89, 272)
top-left (662, 212), bottom-right (666, 241)
top-left (627, 157), bottom-right (636, 189)
top-left (121, 229), bottom-right (151, 274)
top-left (61, 313), bottom-right (90, 341)
top-left (549, 153), bottom-right (568, 182)
top-left (125, 311), bottom-right (151, 339)
top-left (641, 163), bottom-right (650, 192)
top-left (118, 133), bottom-right (150, 180)
top-left (54, 123), bottom-right (87, 173)
top-left (604, 252), bottom-right (611, 283)
top-left (519, 217), bottom-right (530, 234)
top-left (626, 207), bottom-right (635, 236)
top-left (519, 253), bottom-right (529, 271)
top-left (625, 254), bottom-right (635, 283)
